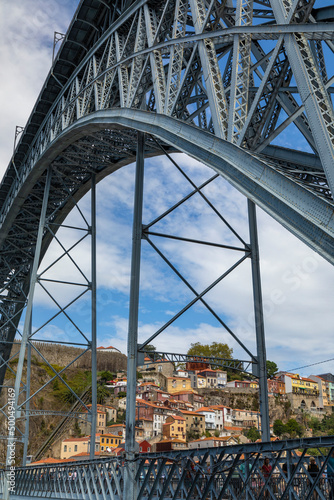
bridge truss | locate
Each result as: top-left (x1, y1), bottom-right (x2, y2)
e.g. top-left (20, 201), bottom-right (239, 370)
top-left (1, 436), bottom-right (334, 499)
top-left (1, 0), bottom-right (334, 497)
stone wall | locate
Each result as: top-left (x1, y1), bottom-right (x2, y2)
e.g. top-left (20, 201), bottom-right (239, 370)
top-left (9, 341), bottom-right (127, 372)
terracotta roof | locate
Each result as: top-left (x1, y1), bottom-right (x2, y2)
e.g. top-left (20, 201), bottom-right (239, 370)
top-left (167, 376), bottom-right (189, 380)
top-left (190, 436), bottom-right (237, 443)
top-left (111, 447), bottom-right (125, 454)
top-left (100, 433), bottom-right (122, 438)
top-left (179, 410), bottom-right (201, 416)
top-left (70, 452), bottom-right (101, 457)
top-left (207, 405), bottom-right (232, 410)
top-left (224, 426), bottom-right (243, 431)
top-left (157, 438), bottom-right (187, 444)
top-left (97, 345), bottom-right (120, 350)
top-left (29, 457), bottom-right (74, 465)
top-left (172, 390), bottom-right (197, 395)
top-left (196, 406), bottom-right (216, 412)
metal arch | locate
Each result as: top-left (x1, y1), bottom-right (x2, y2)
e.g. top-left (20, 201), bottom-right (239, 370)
top-left (1, 0), bottom-right (334, 485)
top-left (1, 108), bottom-right (334, 391)
top-left (13, 108), bottom-right (334, 260)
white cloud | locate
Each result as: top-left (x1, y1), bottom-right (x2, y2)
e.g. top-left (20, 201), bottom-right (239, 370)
top-left (0, 0), bottom-right (76, 173)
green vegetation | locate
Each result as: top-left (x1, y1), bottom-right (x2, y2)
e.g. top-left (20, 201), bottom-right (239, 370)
top-left (308, 414), bottom-right (334, 436)
top-left (273, 419), bottom-right (286, 437)
top-left (116, 411), bottom-right (125, 424)
top-left (273, 418), bottom-right (304, 438)
top-left (96, 383), bottom-right (111, 404)
top-left (266, 360), bottom-right (278, 379)
top-left (53, 370), bottom-right (92, 404)
top-left (187, 342), bottom-right (233, 361)
top-left (187, 429), bottom-right (201, 441)
top-left (98, 370), bottom-right (114, 383)
top-left (244, 426), bottom-right (261, 442)
top-left (187, 341), bottom-right (235, 375)
top-left (144, 345), bottom-right (156, 352)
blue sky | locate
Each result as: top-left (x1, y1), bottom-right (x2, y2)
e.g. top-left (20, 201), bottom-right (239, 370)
top-left (0, 0), bottom-right (334, 378)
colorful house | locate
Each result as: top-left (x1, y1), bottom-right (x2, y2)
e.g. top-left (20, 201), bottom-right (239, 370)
top-left (156, 439), bottom-right (187, 452)
top-left (166, 376), bottom-right (192, 394)
top-left (100, 433), bottom-right (123, 452)
top-left (179, 410), bottom-right (205, 436)
top-left (163, 415), bottom-right (186, 441)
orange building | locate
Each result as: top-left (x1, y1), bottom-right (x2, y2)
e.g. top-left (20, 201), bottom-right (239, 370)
top-left (162, 415), bottom-right (186, 441)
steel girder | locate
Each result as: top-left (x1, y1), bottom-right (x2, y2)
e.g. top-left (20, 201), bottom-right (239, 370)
top-left (2, 436), bottom-right (334, 499)
top-left (1, 0), bottom-right (334, 437)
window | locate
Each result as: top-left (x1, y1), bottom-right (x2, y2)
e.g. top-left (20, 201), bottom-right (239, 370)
top-left (102, 438), bottom-right (105, 443)
top-left (64, 445), bottom-right (67, 452)
top-left (74, 445), bottom-right (78, 452)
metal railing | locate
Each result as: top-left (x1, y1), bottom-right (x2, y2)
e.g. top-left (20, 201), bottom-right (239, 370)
top-left (1, 436), bottom-right (334, 499)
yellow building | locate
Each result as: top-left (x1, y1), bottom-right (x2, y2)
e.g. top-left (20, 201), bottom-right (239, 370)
top-left (166, 376), bottom-right (192, 394)
top-left (179, 410), bottom-right (205, 436)
top-left (61, 436), bottom-right (90, 459)
top-left (290, 375), bottom-right (319, 395)
top-left (100, 433), bottom-right (123, 452)
top-left (163, 415), bottom-right (186, 441)
top-left (309, 375), bottom-right (333, 407)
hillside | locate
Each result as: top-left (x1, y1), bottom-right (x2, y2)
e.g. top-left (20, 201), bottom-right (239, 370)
top-left (0, 343), bottom-right (127, 463)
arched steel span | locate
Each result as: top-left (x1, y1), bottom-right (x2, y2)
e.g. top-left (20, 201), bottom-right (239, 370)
top-left (1, 109), bottom-right (333, 388)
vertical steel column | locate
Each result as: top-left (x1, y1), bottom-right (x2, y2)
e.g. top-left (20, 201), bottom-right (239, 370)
top-left (124, 131), bottom-right (145, 500)
top-left (248, 199), bottom-right (270, 442)
top-left (5, 167), bottom-right (52, 495)
top-left (90, 174), bottom-right (97, 460)
top-left (22, 328), bottom-right (31, 467)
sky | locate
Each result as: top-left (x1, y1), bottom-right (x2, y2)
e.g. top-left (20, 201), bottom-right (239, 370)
top-left (0, 0), bottom-right (334, 379)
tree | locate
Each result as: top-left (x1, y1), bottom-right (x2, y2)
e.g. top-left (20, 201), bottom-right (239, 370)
top-left (187, 429), bottom-right (200, 441)
top-left (273, 419), bottom-right (286, 437)
top-left (144, 344), bottom-right (156, 352)
top-left (285, 418), bottom-right (303, 438)
top-left (187, 341), bottom-right (233, 371)
top-left (266, 360), bottom-right (278, 379)
top-left (97, 384), bottom-right (111, 404)
top-left (98, 370), bottom-right (114, 383)
top-left (187, 342), bottom-right (233, 369)
top-left (244, 426), bottom-right (261, 442)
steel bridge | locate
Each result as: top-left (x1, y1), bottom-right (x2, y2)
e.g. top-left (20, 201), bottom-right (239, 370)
top-left (1, 0), bottom-right (334, 498)
top-left (2, 437), bottom-right (334, 499)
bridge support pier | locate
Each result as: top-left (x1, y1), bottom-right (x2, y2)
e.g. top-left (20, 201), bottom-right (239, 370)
top-left (248, 199), bottom-right (270, 441)
top-left (124, 131), bottom-right (145, 499)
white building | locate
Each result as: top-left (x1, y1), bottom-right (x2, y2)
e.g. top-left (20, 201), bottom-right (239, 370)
top-left (197, 407), bottom-right (216, 430)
